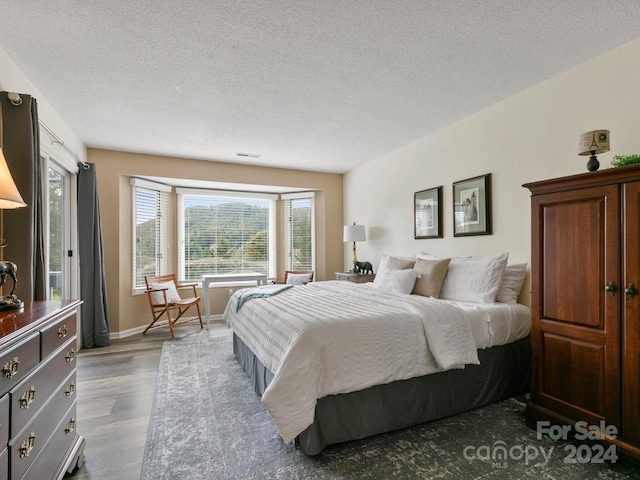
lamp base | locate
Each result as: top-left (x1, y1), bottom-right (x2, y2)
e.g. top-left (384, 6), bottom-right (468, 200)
top-left (587, 153), bottom-right (600, 172)
top-left (0, 295), bottom-right (23, 311)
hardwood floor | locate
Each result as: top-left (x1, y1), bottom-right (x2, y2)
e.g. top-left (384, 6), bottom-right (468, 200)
top-left (65, 321), bottom-right (230, 480)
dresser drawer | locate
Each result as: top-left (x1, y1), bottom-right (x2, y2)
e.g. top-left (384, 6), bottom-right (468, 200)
top-left (40, 310), bottom-right (77, 359)
top-left (10, 339), bottom-right (76, 438)
top-left (9, 373), bottom-right (77, 480)
top-left (0, 394), bottom-right (8, 446)
top-left (19, 402), bottom-right (76, 480)
top-left (0, 333), bottom-right (39, 396)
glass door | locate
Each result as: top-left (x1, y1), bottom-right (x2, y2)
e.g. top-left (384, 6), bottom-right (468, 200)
top-left (47, 163), bottom-right (70, 300)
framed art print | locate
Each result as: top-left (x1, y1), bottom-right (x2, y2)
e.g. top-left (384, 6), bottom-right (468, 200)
top-left (453, 173), bottom-right (492, 236)
top-left (414, 186), bottom-right (443, 239)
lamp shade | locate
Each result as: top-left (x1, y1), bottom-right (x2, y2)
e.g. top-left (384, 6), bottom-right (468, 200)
top-left (578, 130), bottom-right (610, 156)
top-left (344, 224), bottom-right (366, 242)
top-left (0, 147), bottom-right (26, 209)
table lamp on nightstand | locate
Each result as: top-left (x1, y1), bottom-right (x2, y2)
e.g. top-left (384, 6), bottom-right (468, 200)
top-left (343, 222), bottom-right (366, 273)
top-left (0, 146), bottom-right (27, 310)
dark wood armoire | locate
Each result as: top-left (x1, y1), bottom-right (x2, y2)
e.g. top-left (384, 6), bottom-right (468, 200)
top-left (524, 164), bottom-right (640, 460)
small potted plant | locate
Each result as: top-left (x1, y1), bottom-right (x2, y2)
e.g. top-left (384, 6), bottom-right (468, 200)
top-left (610, 154), bottom-right (640, 168)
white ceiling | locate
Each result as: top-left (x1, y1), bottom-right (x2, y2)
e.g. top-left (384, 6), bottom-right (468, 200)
top-left (0, 1), bottom-right (639, 174)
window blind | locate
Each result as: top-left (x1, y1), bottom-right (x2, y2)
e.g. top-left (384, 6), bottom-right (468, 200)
top-left (177, 189), bottom-right (276, 281)
top-left (131, 179), bottom-right (170, 289)
top-left (283, 192), bottom-right (315, 272)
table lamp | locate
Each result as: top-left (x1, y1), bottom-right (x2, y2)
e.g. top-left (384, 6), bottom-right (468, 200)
top-left (0, 146), bottom-right (27, 310)
top-left (343, 222), bottom-right (366, 273)
top-left (578, 130), bottom-right (610, 172)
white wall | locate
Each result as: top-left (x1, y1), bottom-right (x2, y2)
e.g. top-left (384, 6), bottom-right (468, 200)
top-left (344, 38), bottom-right (640, 303)
top-left (0, 46), bottom-right (86, 163)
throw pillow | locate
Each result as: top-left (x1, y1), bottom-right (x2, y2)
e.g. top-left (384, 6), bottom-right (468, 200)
top-left (496, 263), bottom-right (527, 304)
top-left (286, 273), bottom-right (312, 285)
top-left (439, 252), bottom-right (509, 303)
top-left (412, 257), bottom-right (451, 298)
top-left (150, 281), bottom-right (182, 304)
top-left (373, 268), bottom-right (419, 294)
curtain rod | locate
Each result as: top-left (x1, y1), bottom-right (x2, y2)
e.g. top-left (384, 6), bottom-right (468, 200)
top-left (39, 120), bottom-right (89, 170)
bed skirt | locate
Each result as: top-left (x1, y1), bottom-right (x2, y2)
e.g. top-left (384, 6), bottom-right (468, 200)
top-left (233, 333), bottom-right (531, 455)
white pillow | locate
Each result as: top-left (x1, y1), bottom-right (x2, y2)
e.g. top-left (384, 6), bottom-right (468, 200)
top-left (373, 269), bottom-right (419, 294)
top-left (496, 263), bottom-right (527, 304)
top-left (376, 254), bottom-right (415, 276)
top-left (439, 252), bottom-right (509, 303)
top-left (286, 273), bottom-right (312, 285)
top-left (150, 281), bottom-right (182, 304)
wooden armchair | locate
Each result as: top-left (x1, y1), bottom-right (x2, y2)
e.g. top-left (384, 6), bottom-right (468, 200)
top-left (143, 274), bottom-right (203, 338)
top-left (282, 270), bottom-right (314, 285)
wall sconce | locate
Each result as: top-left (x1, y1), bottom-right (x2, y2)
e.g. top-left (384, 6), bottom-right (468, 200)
top-left (578, 130), bottom-right (610, 172)
top-left (343, 222), bottom-right (366, 273)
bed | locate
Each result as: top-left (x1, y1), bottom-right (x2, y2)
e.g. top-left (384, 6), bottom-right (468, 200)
top-left (222, 253), bottom-right (531, 455)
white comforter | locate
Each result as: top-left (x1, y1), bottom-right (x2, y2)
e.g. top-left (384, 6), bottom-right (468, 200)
top-left (223, 280), bottom-right (480, 444)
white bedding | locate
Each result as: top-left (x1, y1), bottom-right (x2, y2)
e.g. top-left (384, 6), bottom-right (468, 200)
top-left (222, 280), bottom-right (530, 444)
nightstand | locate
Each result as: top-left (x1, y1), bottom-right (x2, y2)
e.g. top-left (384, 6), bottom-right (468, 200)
top-left (335, 272), bottom-right (375, 283)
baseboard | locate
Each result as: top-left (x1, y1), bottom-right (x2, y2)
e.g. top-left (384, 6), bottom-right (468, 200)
top-left (109, 314), bottom-right (225, 339)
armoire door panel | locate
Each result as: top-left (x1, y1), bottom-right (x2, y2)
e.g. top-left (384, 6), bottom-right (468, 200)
top-left (541, 332), bottom-right (605, 417)
top-left (539, 193), bottom-right (615, 328)
top-left (622, 181), bottom-right (640, 446)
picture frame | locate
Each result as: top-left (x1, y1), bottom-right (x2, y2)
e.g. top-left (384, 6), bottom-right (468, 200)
top-left (414, 186), bottom-right (443, 239)
top-left (453, 173), bottom-right (492, 237)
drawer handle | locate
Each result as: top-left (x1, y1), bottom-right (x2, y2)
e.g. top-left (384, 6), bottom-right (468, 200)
top-left (65, 348), bottom-right (76, 364)
top-left (65, 382), bottom-right (75, 398)
top-left (19, 385), bottom-right (36, 409)
top-left (19, 431), bottom-right (36, 458)
top-left (2, 357), bottom-right (20, 379)
top-left (57, 325), bottom-right (68, 338)
top-left (65, 418), bottom-right (75, 436)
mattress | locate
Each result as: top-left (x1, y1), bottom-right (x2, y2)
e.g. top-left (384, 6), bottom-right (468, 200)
top-left (223, 281), bottom-right (531, 445)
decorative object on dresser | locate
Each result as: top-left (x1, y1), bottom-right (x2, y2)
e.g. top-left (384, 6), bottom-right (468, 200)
top-left (0, 146), bottom-right (27, 311)
top-left (524, 164), bottom-right (640, 460)
top-left (343, 222), bottom-right (366, 273)
top-left (452, 173), bottom-right (492, 237)
top-left (335, 272), bottom-right (375, 283)
top-left (0, 300), bottom-right (85, 479)
top-left (578, 129), bottom-right (610, 172)
top-left (414, 186), bottom-right (443, 239)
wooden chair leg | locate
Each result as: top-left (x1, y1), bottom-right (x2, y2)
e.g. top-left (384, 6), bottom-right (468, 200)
top-left (166, 308), bottom-right (175, 338)
top-left (195, 302), bottom-right (203, 329)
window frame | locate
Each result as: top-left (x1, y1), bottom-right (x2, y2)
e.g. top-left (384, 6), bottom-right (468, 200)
top-left (282, 191), bottom-right (315, 273)
top-left (131, 178), bottom-right (171, 291)
top-left (176, 188), bottom-right (277, 282)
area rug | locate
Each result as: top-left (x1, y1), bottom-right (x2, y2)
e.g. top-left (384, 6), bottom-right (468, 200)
top-left (141, 331), bottom-right (639, 479)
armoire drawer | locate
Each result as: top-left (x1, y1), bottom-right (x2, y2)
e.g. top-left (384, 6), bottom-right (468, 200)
top-left (10, 340), bottom-right (76, 438)
top-left (40, 310), bottom-right (77, 359)
top-left (0, 333), bottom-right (39, 396)
top-left (9, 372), bottom-right (77, 480)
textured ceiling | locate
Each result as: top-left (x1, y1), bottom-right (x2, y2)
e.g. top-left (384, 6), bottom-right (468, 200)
top-left (0, 1), bottom-right (639, 174)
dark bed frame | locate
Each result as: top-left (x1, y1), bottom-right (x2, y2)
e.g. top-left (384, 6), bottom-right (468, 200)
top-left (233, 333), bottom-right (531, 455)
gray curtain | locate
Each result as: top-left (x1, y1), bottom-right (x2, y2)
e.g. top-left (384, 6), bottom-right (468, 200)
top-left (0, 91), bottom-right (46, 301)
top-left (77, 162), bottom-right (110, 347)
